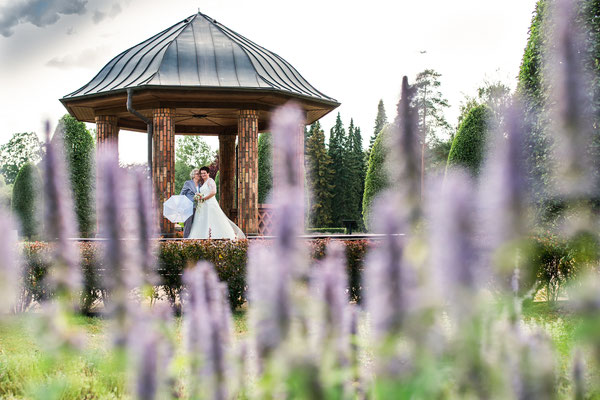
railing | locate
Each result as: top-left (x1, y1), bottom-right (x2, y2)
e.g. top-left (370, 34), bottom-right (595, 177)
top-left (229, 204), bottom-right (274, 236)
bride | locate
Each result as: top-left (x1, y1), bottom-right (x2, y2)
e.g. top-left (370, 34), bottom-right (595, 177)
top-left (188, 166), bottom-right (245, 240)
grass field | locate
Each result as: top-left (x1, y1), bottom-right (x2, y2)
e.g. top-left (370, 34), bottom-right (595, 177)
top-left (0, 304), bottom-right (596, 399)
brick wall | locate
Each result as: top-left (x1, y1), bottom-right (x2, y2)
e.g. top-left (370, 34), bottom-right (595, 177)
top-left (152, 108), bottom-right (176, 235)
top-left (219, 135), bottom-right (236, 219)
top-left (237, 110), bottom-right (259, 234)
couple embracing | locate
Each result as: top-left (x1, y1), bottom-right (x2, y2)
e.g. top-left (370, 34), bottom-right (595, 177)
top-left (181, 166), bottom-right (245, 239)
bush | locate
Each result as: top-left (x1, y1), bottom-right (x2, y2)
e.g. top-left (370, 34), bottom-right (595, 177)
top-left (258, 132), bottom-right (273, 203)
top-left (362, 124), bottom-right (390, 230)
top-left (12, 163), bottom-right (41, 239)
top-left (306, 227), bottom-right (346, 234)
top-left (58, 115), bottom-right (95, 237)
top-left (20, 239), bottom-right (371, 312)
top-left (447, 104), bottom-right (492, 175)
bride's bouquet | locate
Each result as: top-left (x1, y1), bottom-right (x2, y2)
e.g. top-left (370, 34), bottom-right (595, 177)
top-left (194, 193), bottom-right (204, 205)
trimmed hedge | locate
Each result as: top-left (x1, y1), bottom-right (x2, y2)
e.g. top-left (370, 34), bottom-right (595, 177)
top-left (20, 239), bottom-right (370, 313)
top-left (12, 163), bottom-right (40, 239)
top-left (362, 124), bottom-right (391, 230)
top-left (447, 104), bottom-right (492, 175)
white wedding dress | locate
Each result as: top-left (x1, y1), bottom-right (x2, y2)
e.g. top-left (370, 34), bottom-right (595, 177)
top-left (188, 178), bottom-right (245, 240)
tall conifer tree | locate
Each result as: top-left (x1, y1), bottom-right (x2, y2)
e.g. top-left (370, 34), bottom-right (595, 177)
top-left (368, 100), bottom-right (388, 156)
top-left (306, 121), bottom-right (334, 227)
top-left (328, 113), bottom-right (348, 226)
top-left (347, 121), bottom-right (366, 229)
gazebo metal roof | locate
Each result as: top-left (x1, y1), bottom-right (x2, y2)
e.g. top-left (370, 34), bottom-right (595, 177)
top-left (60, 12), bottom-right (339, 133)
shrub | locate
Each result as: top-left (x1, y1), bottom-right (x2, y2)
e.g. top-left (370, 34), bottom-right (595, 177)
top-left (362, 124), bottom-right (390, 230)
top-left (447, 104), bottom-right (492, 175)
top-left (19, 239), bottom-right (371, 311)
top-left (258, 132), bottom-right (273, 203)
top-left (58, 115), bottom-right (95, 237)
top-left (12, 163), bottom-right (41, 239)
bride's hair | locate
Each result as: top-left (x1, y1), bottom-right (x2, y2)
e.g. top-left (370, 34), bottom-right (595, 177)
top-left (189, 168), bottom-right (200, 179)
top-left (200, 166), bottom-right (210, 175)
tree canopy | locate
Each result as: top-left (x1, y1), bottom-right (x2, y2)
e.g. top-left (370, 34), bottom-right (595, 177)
top-left (0, 132), bottom-right (43, 184)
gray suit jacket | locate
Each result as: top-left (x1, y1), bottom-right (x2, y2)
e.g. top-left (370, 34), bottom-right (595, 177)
top-left (180, 180), bottom-right (200, 238)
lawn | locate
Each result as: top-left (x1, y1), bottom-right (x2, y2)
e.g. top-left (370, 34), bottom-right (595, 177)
top-left (0, 304), bottom-right (596, 399)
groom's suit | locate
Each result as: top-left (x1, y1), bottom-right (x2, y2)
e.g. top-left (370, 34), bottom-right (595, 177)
top-left (180, 180), bottom-right (200, 238)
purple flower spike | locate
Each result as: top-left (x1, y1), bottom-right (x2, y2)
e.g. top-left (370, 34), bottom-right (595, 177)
top-left (480, 104), bottom-right (529, 246)
top-left (183, 262), bottom-right (232, 400)
top-left (43, 121), bottom-right (82, 300)
top-left (270, 104), bottom-right (305, 262)
top-left (132, 168), bottom-right (159, 287)
top-left (247, 243), bottom-right (291, 365)
top-left (388, 77), bottom-right (421, 227)
top-left (365, 192), bottom-right (411, 339)
top-left (429, 171), bottom-right (479, 316)
top-left (311, 241), bottom-right (349, 361)
top-left (97, 147), bottom-right (136, 348)
top-left (0, 211), bottom-right (19, 313)
top-left (573, 350), bottom-right (585, 400)
top-left (549, 0), bottom-right (597, 199)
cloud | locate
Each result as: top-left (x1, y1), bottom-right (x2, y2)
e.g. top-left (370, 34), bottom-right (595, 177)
top-left (0, 0), bottom-right (87, 37)
top-left (46, 46), bottom-right (108, 69)
top-left (92, 3), bottom-right (122, 24)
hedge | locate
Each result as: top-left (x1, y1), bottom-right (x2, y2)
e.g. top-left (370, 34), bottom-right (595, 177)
top-left (19, 239), bottom-right (370, 313)
top-left (362, 124), bottom-right (391, 230)
top-left (447, 104), bottom-right (491, 175)
top-left (12, 163), bottom-right (40, 239)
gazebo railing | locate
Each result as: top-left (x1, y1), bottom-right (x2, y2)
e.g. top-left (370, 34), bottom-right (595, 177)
top-left (230, 204), bottom-right (274, 236)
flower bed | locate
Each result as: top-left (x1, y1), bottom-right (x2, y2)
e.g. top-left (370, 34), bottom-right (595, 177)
top-left (20, 239), bottom-right (370, 312)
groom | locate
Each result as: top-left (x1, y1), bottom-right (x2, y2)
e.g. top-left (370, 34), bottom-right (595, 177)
top-left (180, 168), bottom-right (202, 238)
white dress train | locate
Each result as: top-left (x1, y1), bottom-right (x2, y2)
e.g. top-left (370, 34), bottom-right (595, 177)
top-left (188, 178), bottom-right (245, 239)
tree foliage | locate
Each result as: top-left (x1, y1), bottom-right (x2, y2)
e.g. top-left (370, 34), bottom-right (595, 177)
top-left (328, 113), bottom-right (350, 226)
top-left (346, 120), bottom-right (367, 229)
top-left (57, 115), bottom-right (95, 237)
top-left (413, 69), bottom-right (451, 144)
top-left (12, 163), bottom-right (41, 239)
top-left (362, 124), bottom-right (390, 229)
top-left (447, 104), bottom-right (492, 175)
top-left (0, 132), bottom-right (43, 184)
top-left (258, 132), bottom-right (273, 203)
top-left (175, 136), bottom-right (215, 193)
top-left (368, 99), bottom-right (388, 156)
top-left (305, 122), bottom-right (334, 227)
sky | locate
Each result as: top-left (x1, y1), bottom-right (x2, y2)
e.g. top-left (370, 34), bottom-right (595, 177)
top-left (0, 0), bottom-right (539, 164)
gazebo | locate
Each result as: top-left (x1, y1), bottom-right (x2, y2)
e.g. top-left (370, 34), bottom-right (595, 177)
top-left (60, 12), bottom-right (339, 236)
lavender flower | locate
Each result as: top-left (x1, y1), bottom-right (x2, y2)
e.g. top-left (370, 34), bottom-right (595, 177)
top-left (132, 167), bottom-right (159, 288)
top-left (387, 76), bottom-right (421, 228)
top-left (548, 0), bottom-right (597, 200)
top-left (270, 104), bottom-right (305, 269)
top-left (365, 193), bottom-right (410, 340)
top-left (130, 303), bottom-right (174, 400)
top-left (429, 170), bottom-right (479, 316)
top-left (247, 243), bottom-right (291, 365)
top-left (43, 121), bottom-right (81, 301)
top-left (310, 242), bottom-right (349, 362)
top-left (96, 147), bottom-right (137, 348)
top-left (0, 211), bottom-right (19, 314)
top-left (183, 262), bottom-right (232, 400)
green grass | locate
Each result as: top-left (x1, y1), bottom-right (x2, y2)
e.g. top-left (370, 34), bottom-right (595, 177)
top-left (0, 304), bottom-right (598, 399)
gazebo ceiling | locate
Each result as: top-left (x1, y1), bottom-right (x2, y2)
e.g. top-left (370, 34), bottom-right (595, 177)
top-left (60, 12), bottom-right (339, 134)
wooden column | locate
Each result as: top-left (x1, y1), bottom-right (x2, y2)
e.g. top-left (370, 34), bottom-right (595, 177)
top-left (237, 110), bottom-right (259, 235)
top-left (152, 108), bottom-right (176, 236)
top-left (95, 115), bottom-right (119, 157)
top-left (219, 135), bottom-right (236, 220)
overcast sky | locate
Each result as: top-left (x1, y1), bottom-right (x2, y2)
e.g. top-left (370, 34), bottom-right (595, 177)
top-left (0, 0), bottom-right (538, 164)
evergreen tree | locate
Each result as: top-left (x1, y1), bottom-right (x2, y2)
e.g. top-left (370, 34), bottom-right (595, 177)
top-left (363, 125), bottom-right (391, 229)
top-left (58, 114), bottom-right (95, 237)
top-left (368, 99), bottom-right (388, 156)
top-left (12, 162), bottom-right (41, 239)
top-left (305, 122), bottom-right (334, 227)
top-left (328, 113), bottom-right (349, 226)
top-left (413, 69), bottom-right (451, 192)
top-left (346, 120), bottom-right (367, 229)
top-left (447, 104), bottom-right (492, 175)
top-left (258, 132), bottom-right (273, 203)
